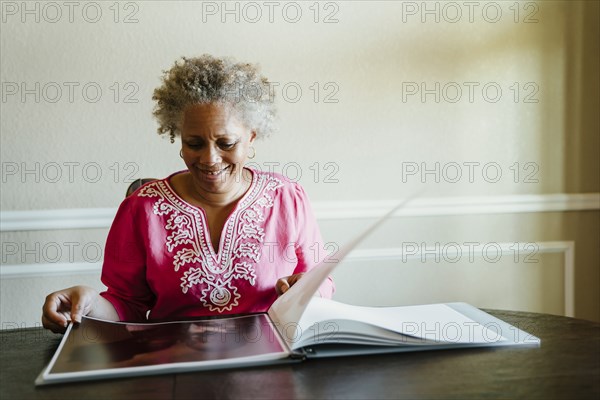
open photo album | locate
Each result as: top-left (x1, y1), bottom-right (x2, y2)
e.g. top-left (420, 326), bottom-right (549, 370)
top-left (36, 201), bottom-right (540, 385)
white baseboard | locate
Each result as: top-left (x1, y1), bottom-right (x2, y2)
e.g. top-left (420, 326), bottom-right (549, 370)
top-left (1, 193), bottom-right (599, 231)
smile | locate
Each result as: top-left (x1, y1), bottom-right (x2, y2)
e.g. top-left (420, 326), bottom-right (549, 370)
top-left (199, 165), bottom-right (231, 176)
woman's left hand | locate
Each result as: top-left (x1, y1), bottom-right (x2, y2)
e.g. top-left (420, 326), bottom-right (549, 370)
top-left (276, 273), bottom-right (305, 296)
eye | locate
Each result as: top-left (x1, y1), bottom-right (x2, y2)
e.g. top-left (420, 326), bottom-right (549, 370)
top-left (219, 141), bottom-right (238, 150)
top-left (185, 142), bottom-right (204, 149)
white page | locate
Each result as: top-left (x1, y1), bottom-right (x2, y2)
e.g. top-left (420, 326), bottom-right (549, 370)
top-left (293, 297), bottom-right (506, 349)
top-left (294, 318), bottom-right (438, 348)
top-left (268, 195), bottom-right (419, 347)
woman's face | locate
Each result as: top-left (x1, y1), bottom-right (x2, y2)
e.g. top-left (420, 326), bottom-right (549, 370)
top-left (180, 103), bottom-right (256, 196)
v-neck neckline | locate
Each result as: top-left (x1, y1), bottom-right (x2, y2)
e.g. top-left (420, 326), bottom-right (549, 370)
top-left (164, 168), bottom-right (256, 259)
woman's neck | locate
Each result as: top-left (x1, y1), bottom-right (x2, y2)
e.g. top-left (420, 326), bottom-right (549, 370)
top-left (187, 169), bottom-right (252, 209)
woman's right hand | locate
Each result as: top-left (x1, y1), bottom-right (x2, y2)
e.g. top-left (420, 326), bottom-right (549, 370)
top-left (41, 285), bottom-right (99, 333)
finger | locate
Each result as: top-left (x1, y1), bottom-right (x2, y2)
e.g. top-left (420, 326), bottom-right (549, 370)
top-left (70, 292), bottom-right (85, 324)
top-left (42, 316), bottom-right (66, 334)
top-left (276, 278), bottom-right (290, 296)
top-left (280, 283), bottom-right (289, 294)
top-left (287, 273), bottom-right (305, 287)
top-left (42, 294), bottom-right (68, 328)
top-left (41, 314), bottom-right (67, 334)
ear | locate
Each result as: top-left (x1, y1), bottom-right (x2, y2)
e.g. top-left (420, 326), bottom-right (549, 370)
top-left (249, 130), bottom-right (257, 143)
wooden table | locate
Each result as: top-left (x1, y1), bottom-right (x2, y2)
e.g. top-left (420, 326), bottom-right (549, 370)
top-left (1, 310), bottom-right (598, 399)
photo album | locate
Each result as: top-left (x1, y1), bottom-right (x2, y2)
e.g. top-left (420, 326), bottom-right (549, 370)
top-left (36, 201), bottom-right (540, 385)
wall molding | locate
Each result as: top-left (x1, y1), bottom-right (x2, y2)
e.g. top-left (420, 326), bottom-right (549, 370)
top-left (1, 241), bottom-right (575, 317)
top-left (0, 262), bottom-right (103, 278)
top-left (314, 193), bottom-right (599, 219)
top-left (347, 241), bottom-right (575, 317)
top-left (1, 193), bottom-right (598, 232)
top-left (1, 208), bottom-right (116, 232)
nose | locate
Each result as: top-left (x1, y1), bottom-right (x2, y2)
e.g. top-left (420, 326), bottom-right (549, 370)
top-left (199, 144), bottom-right (222, 165)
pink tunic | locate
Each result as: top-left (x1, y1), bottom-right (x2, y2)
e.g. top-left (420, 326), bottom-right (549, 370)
top-left (100, 168), bottom-right (334, 322)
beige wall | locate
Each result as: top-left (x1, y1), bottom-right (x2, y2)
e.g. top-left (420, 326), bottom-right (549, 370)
top-left (1, 1), bottom-right (598, 328)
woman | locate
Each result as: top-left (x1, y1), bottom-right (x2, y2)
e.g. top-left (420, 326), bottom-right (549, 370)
top-left (42, 55), bottom-right (334, 333)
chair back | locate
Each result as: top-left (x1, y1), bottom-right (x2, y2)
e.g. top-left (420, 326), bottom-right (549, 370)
top-left (125, 178), bottom-right (157, 197)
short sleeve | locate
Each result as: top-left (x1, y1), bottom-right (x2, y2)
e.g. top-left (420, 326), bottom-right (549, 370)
top-left (100, 197), bottom-right (155, 321)
top-left (291, 183), bottom-right (335, 298)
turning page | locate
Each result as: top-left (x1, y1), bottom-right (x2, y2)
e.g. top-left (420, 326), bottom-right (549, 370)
top-left (268, 196), bottom-right (418, 347)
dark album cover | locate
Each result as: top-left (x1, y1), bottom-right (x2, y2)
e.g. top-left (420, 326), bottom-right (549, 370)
top-left (43, 313), bottom-right (290, 380)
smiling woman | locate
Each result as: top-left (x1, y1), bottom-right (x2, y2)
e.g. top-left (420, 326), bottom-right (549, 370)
top-left (41, 55), bottom-right (334, 333)
top-left (178, 104), bottom-right (255, 202)
top-left (174, 103), bottom-right (257, 251)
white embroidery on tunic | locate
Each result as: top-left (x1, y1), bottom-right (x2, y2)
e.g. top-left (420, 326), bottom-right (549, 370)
top-left (138, 172), bottom-right (282, 313)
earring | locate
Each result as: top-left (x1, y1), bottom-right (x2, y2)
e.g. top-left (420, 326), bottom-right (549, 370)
top-left (248, 146), bottom-right (256, 159)
top-left (179, 149), bottom-right (184, 159)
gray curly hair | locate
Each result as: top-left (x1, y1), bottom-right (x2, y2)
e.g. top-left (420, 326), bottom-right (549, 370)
top-left (152, 54), bottom-right (277, 143)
